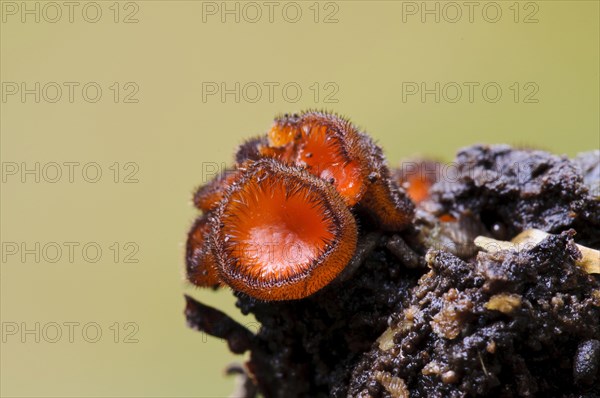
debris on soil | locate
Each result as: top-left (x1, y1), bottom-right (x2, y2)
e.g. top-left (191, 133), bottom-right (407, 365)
top-left (347, 231), bottom-right (600, 397)
top-left (475, 228), bottom-right (600, 274)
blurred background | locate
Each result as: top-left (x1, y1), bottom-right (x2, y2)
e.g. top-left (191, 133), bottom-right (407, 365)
top-left (1, 1), bottom-right (598, 396)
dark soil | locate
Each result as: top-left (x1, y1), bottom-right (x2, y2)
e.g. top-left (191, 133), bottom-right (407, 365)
top-left (185, 145), bottom-right (600, 398)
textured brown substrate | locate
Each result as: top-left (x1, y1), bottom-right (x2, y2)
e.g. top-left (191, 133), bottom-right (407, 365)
top-left (185, 145), bottom-right (600, 398)
top-left (347, 232), bottom-right (600, 397)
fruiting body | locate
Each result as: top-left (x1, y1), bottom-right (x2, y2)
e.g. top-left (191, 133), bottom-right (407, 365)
top-left (360, 174), bottom-right (415, 230)
top-left (186, 215), bottom-right (220, 287)
top-left (211, 159), bottom-right (357, 301)
top-left (235, 136), bottom-right (269, 164)
top-left (265, 112), bottom-right (368, 206)
top-left (359, 141), bottom-right (415, 230)
top-left (264, 111), bottom-right (414, 229)
top-left (193, 170), bottom-right (238, 212)
top-left (186, 111), bottom-right (415, 300)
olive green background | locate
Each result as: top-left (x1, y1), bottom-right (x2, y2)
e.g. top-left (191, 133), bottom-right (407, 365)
top-left (1, 1), bottom-right (598, 397)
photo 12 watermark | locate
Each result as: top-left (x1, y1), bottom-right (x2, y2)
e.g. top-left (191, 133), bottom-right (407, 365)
top-left (201, 1), bottom-right (339, 24)
top-left (399, 1), bottom-right (539, 24)
top-left (395, 159), bottom-right (557, 185)
top-left (1, 321), bottom-right (140, 343)
top-left (1, 162), bottom-right (140, 183)
top-left (201, 81), bottom-right (339, 104)
top-left (1, 82), bottom-right (140, 104)
top-left (1, 241), bottom-right (140, 264)
top-left (1, 1), bottom-right (140, 23)
top-left (401, 81), bottom-right (540, 104)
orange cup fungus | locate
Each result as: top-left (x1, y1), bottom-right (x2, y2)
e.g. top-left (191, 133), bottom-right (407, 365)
top-left (211, 159), bottom-right (357, 301)
top-left (186, 111), bottom-right (415, 301)
top-left (263, 112), bottom-right (367, 206)
top-left (186, 215), bottom-right (220, 288)
top-left (193, 170), bottom-right (239, 213)
top-left (393, 159), bottom-right (441, 204)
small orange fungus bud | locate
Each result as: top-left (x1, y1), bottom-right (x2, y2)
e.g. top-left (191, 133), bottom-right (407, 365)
top-left (438, 214), bottom-right (457, 223)
top-left (394, 160), bottom-right (441, 204)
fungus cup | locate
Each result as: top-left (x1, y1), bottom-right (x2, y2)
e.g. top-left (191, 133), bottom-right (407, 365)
top-left (263, 111), bottom-right (415, 229)
top-left (186, 215), bottom-right (220, 287)
top-left (358, 141), bottom-right (415, 230)
top-left (211, 159), bottom-right (357, 301)
top-left (265, 111), bottom-right (368, 206)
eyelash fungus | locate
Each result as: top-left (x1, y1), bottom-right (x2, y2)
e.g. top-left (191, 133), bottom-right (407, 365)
top-left (211, 159), bottom-right (357, 301)
top-left (185, 215), bottom-right (220, 288)
top-left (264, 112), bottom-right (368, 206)
top-left (193, 170), bottom-right (238, 212)
top-left (185, 111), bottom-right (414, 300)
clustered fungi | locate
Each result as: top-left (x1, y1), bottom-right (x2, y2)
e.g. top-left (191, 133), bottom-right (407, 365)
top-left (186, 111), bottom-right (414, 301)
top-left (184, 113), bottom-right (600, 398)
